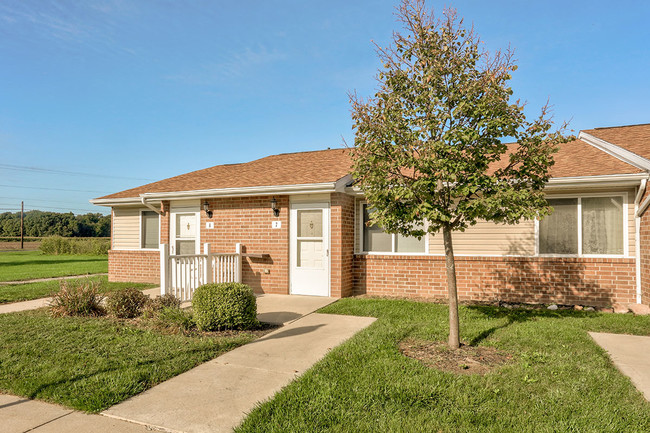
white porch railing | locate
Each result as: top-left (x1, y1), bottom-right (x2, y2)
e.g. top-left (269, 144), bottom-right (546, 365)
top-left (160, 243), bottom-right (242, 301)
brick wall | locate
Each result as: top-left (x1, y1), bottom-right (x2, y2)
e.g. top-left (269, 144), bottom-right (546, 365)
top-left (354, 255), bottom-right (636, 307)
top-left (108, 250), bottom-right (160, 283)
top-left (201, 196), bottom-right (289, 294)
top-left (330, 193), bottom-right (356, 297)
top-left (160, 201), bottom-right (170, 245)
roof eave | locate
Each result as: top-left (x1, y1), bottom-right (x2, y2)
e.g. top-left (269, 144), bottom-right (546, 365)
top-left (579, 131), bottom-right (650, 171)
top-left (90, 176), bottom-right (353, 207)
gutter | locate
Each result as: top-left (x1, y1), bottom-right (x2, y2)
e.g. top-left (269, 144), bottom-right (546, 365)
top-left (141, 196), bottom-right (162, 215)
top-left (635, 178), bottom-right (648, 304)
top-left (90, 177), bottom-right (354, 207)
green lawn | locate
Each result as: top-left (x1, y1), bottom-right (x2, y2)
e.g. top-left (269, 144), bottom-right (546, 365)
top-left (0, 275), bottom-right (156, 304)
top-left (0, 250), bottom-right (107, 282)
top-left (0, 310), bottom-right (259, 412)
top-left (237, 298), bottom-right (650, 433)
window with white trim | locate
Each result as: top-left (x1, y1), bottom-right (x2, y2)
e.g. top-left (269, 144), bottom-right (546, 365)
top-left (539, 196), bottom-right (624, 255)
top-left (141, 211), bottom-right (160, 249)
top-left (361, 204), bottom-right (426, 253)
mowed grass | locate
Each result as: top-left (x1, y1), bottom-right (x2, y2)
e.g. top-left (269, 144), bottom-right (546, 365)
top-left (237, 298), bottom-right (650, 433)
top-left (0, 250), bottom-right (107, 282)
top-left (0, 275), bottom-right (156, 304)
top-left (0, 310), bottom-right (259, 412)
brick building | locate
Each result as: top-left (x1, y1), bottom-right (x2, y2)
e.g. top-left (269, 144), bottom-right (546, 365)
top-left (92, 124), bottom-right (650, 307)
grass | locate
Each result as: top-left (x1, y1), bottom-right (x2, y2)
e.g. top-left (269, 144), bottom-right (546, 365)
top-left (0, 275), bottom-right (156, 304)
top-left (0, 250), bottom-right (107, 282)
top-left (0, 310), bottom-right (260, 412)
top-left (237, 298), bottom-right (650, 433)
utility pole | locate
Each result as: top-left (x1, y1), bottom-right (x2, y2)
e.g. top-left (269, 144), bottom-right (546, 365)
top-left (20, 201), bottom-right (24, 250)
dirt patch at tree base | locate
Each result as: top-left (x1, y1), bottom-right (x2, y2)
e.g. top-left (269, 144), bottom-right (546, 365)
top-left (399, 338), bottom-right (512, 375)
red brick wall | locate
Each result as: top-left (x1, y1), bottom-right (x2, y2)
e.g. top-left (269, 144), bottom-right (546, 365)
top-left (330, 193), bottom-right (356, 297)
top-left (160, 201), bottom-right (170, 245)
top-left (200, 196), bottom-right (289, 294)
top-left (108, 250), bottom-right (160, 283)
top-left (354, 255), bottom-right (636, 307)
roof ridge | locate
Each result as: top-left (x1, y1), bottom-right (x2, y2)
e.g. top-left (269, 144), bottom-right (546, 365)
top-left (593, 123), bottom-right (650, 130)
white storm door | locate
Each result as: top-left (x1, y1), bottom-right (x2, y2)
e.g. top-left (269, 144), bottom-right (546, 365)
top-left (170, 205), bottom-right (200, 255)
top-left (290, 202), bottom-right (330, 296)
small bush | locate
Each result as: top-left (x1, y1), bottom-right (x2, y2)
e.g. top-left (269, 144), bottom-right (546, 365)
top-left (40, 236), bottom-right (109, 255)
top-left (105, 288), bottom-right (149, 318)
top-left (192, 283), bottom-right (258, 331)
top-left (143, 294), bottom-right (181, 318)
top-left (50, 279), bottom-right (104, 317)
top-left (151, 307), bottom-right (195, 333)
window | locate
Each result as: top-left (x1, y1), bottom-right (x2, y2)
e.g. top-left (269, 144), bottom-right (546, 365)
top-left (141, 211), bottom-right (160, 249)
top-left (539, 196), bottom-right (624, 256)
top-left (361, 204), bottom-right (426, 253)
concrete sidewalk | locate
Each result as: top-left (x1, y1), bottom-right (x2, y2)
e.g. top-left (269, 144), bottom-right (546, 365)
top-left (103, 312), bottom-right (376, 433)
top-left (589, 332), bottom-right (650, 401)
top-left (0, 273), bottom-right (108, 285)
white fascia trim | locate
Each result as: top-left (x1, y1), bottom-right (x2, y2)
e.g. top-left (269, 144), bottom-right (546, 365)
top-left (141, 182), bottom-right (339, 200)
top-left (579, 131), bottom-right (650, 171)
top-left (90, 197), bottom-right (144, 206)
top-left (545, 173), bottom-right (649, 190)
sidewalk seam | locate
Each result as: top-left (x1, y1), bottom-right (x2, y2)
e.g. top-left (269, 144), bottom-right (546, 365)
top-left (23, 411), bottom-right (74, 432)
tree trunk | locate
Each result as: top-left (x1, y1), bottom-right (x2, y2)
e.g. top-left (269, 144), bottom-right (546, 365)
top-left (442, 224), bottom-right (460, 349)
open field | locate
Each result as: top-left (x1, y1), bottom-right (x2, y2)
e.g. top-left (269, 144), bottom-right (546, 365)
top-left (0, 310), bottom-right (261, 412)
top-left (0, 275), bottom-right (156, 304)
top-left (237, 298), bottom-right (650, 433)
top-left (0, 241), bottom-right (41, 251)
top-left (0, 250), bottom-right (107, 282)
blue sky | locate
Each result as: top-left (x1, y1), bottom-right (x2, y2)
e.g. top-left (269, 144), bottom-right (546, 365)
top-left (1, 0), bottom-right (648, 215)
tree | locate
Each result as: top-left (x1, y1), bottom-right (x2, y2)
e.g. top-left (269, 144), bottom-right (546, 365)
top-left (349, 0), bottom-right (570, 349)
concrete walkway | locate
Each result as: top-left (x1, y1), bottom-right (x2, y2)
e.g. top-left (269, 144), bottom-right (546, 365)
top-left (1, 294), bottom-right (376, 432)
top-left (590, 332), bottom-right (650, 401)
top-left (103, 311), bottom-right (376, 433)
top-left (0, 273), bottom-right (108, 285)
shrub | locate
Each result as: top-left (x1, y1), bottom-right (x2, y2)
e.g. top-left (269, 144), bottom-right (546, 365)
top-left (105, 288), bottom-right (149, 318)
top-left (142, 294), bottom-right (182, 319)
top-left (151, 307), bottom-right (195, 333)
top-left (40, 236), bottom-right (109, 255)
top-left (50, 279), bottom-right (104, 317)
top-left (192, 283), bottom-right (258, 331)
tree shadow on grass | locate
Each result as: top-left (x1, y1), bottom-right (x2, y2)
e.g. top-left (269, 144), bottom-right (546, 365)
top-left (466, 304), bottom-right (598, 346)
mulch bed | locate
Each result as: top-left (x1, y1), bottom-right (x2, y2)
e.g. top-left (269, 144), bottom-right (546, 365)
top-left (399, 338), bottom-right (512, 375)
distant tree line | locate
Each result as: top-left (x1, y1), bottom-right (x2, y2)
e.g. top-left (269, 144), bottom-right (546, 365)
top-left (0, 210), bottom-right (110, 238)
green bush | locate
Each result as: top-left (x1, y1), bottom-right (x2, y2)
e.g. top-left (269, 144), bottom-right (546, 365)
top-left (192, 283), bottom-right (258, 331)
top-left (143, 294), bottom-right (181, 318)
top-left (151, 307), bottom-right (195, 333)
top-left (105, 287), bottom-right (149, 318)
top-left (50, 279), bottom-right (104, 317)
top-left (40, 236), bottom-right (110, 255)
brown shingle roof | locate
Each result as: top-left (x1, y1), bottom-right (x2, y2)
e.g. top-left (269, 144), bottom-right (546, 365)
top-left (583, 123), bottom-right (650, 161)
top-left (96, 148), bottom-right (352, 200)
top-left (97, 130), bottom-right (645, 201)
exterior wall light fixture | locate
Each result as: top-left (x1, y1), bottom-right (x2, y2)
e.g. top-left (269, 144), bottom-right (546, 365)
top-left (270, 197), bottom-right (280, 217)
top-left (203, 200), bottom-right (213, 218)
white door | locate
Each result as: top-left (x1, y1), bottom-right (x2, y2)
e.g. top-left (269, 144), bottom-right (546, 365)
top-left (290, 202), bottom-right (330, 296)
top-left (170, 202), bottom-right (200, 255)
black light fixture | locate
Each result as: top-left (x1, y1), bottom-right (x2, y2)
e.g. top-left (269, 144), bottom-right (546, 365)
top-left (270, 197), bottom-right (280, 217)
top-left (203, 200), bottom-right (213, 218)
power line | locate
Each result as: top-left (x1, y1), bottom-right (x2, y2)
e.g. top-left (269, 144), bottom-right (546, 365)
top-left (0, 184), bottom-right (111, 194)
top-left (0, 163), bottom-right (155, 181)
top-left (0, 196), bottom-right (97, 205)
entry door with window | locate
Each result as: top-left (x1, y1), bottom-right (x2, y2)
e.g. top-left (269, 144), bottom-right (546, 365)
top-left (290, 202), bottom-right (330, 296)
top-left (170, 204), bottom-right (200, 255)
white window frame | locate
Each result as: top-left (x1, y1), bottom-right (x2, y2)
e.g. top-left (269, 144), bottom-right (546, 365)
top-left (535, 192), bottom-right (629, 258)
top-left (356, 201), bottom-right (429, 255)
top-left (139, 209), bottom-right (161, 251)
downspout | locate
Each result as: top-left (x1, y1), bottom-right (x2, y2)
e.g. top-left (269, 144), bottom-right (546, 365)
top-left (140, 196), bottom-right (162, 214)
top-left (634, 178), bottom-right (648, 304)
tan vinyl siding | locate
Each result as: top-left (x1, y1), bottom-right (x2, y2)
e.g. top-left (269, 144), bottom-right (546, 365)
top-left (112, 208), bottom-right (142, 250)
top-left (428, 219), bottom-right (535, 256)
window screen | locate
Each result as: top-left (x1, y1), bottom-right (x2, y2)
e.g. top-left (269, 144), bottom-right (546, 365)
top-left (539, 198), bottom-right (578, 254)
top-left (362, 204), bottom-right (425, 253)
top-left (582, 197), bottom-right (623, 254)
top-left (141, 211), bottom-right (159, 249)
